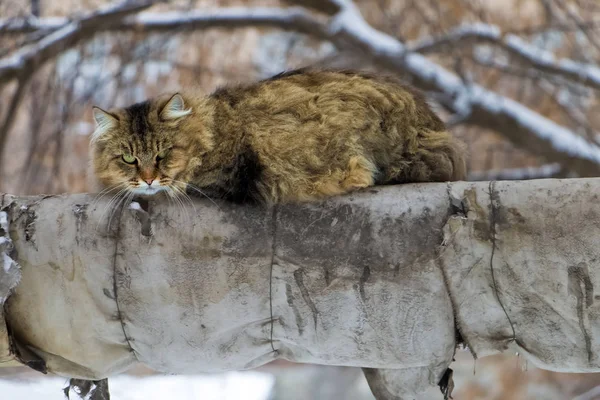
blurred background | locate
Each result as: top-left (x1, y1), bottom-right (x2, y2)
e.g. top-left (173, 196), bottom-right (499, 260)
top-left (1, 0), bottom-right (600, 398)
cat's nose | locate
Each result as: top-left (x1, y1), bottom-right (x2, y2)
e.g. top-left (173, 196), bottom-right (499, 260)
top-left (144, 179), bottom-right (154, 186)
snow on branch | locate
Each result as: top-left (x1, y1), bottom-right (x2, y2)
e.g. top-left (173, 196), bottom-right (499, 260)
top-left (0, 16), bottom-right (68, 34)
top-left (131, 7), bottom-right (325, 33)
top-left (410, 23), bottom-right (501, 53)
top-left (0, 7), bottom-right (331, 88)
top-left (0, 8), bottom-right (327, 36)
top-left (409, 23), bottom-right (600, 91)
top-left (5, 7), bottom-right (599, 91)
top-left (0, 0), bottom-right (158, 85)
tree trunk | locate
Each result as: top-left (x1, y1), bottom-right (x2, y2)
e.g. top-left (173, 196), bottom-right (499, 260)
top-left (1, 179), bottom-right (599, 399)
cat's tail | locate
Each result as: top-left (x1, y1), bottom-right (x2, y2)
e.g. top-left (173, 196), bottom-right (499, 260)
top-left (441, 130), bottom-right (468, 181)
top-left (388, 129), bottom-right (468, 184)
top-left (418, 128), bottom-right (467, 182)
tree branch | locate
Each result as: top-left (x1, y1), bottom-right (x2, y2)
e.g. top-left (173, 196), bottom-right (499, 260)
top-left (0, 8), bottom-right (328, 37)
top-left (6, 10), bottom-right (600, 97)
top-left (0, 0), bottom-right (159, 85)
top-left (409, 23), bottom-right (600, 91)
top-left (0, 17), bottom-right (68, 35)
top-left (0, 77), bottom-right (31, 178)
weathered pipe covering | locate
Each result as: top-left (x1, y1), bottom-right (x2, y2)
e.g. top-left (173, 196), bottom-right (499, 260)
top-left (1, 178), bottom-right (600, 398)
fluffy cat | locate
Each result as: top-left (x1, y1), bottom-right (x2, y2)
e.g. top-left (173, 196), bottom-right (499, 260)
top-left (90, 68), bottom-right (466, 204)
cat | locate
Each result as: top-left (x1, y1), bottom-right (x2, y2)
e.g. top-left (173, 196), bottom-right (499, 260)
top-left (89, 68), bottom-right (466, 205)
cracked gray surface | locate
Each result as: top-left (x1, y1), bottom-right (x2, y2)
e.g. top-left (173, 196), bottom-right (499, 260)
top-left (2, 179), bottom-right (600, 398)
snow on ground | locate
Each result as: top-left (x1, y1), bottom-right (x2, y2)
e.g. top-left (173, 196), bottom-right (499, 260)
top-left (0, 372), bottom-right (274, 400)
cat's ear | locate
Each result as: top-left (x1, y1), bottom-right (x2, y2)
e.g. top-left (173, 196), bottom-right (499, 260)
top-left (92, 107), bottom-right (118, 141)
top-left (160, 93), bottom-right (191, 121)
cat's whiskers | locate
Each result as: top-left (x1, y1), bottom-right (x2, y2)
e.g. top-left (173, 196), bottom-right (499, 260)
top-left (162, 180), bottom-right (192, 220)
top-left (171, 179), bottom-right (221, 210)
top-left (163, 188), bottom-right (175, 212)
top-left (96, 185), bottom-right (131, 231)
top-left (106, 187), bottom-right (136, 232)
top-left (172, 186), bottom-right (195, 210)
top-left (99, 186), bottom-right (129, 219)
top-left (165, 188), bottom-right (190, 222)
top-left (168, 184), bottom-right (196, 219)
top-left (91, 182), bottom-right (127, 210)
top-left (92, 183), bottom-right (122, 202)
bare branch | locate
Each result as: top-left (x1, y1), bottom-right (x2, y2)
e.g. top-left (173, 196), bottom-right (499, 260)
top-left (31, 0), bottom-right (41, 17)
top-left (0, 0), bottom-right (159, 85)
top-left (0, 76), bottom-right (30, 168)
top-left (537, 79), bottom-right (598, 142)
top-left (509, 19), bottom-right (600, 35)
top-left (0, 7), bottom-right (327, 36)
top-left (409, 23), bottom-right (600, 91)
top-left (553, 0), bottom-right (600, 54)
top-left (283, 0), bottom-right (342, 16)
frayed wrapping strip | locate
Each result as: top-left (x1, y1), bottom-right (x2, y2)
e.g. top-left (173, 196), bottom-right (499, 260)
top-left (0, 208), bottom-right (22, 365)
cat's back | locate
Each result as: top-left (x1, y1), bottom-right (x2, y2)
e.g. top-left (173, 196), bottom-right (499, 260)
top-left (209, 68), bottom-right (444, 132)
top-left (197, 68), bottom-right (465, 203)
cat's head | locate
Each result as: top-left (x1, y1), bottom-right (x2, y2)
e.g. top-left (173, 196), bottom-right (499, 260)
top-left (90, 93), bottom-right (210, 196)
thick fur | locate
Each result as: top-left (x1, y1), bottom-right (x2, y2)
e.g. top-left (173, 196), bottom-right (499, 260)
top-left (90, 68), bottom-right (467, 204)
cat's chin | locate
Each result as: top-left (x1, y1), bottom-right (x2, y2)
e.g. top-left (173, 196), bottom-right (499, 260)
top-left (130, 186), bottom-right (166, 196)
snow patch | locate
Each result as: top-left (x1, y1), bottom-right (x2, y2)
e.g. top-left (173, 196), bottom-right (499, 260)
top-left (505, 35), bottom-right (555, 64)
top-left (0, 211), bottom-right (7, 226)
top-left (0, 372), bottom-right (274, 400)
top-left (2, 252), bottom-right (12, 273)
top-left (331, 2), bottom-right (404, 55)
top-left (455, 22), bottom-right (500, 37)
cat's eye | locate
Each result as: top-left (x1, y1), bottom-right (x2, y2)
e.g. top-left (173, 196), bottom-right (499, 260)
top-left (156, 149), bottom-right (169, 161)
top-left (122, 154), bottom-right (136, 164)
